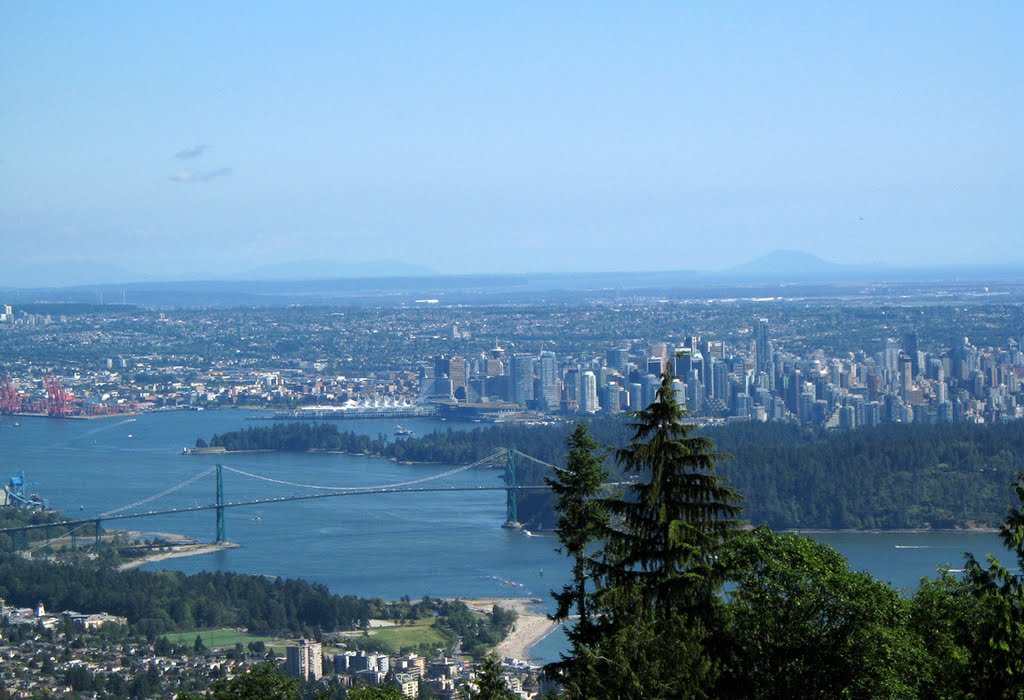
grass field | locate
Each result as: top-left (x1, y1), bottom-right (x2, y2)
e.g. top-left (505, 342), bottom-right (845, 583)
top-left (369, 619), bottom-right (451, 651)
top-left (165, 618), bottom-right (453, 654)
top-left (163, 628), bottom-right (283, 650)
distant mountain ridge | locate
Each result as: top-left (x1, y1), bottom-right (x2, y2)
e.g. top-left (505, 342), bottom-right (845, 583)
top-left (720, 249), bottom-right (886, 282)
top-left (4, 250), bottom-right (1019, 303)
top-left (239, 258), bottom-right (437, 280)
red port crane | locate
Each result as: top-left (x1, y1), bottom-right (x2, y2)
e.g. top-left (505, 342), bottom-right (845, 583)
top-left (0, 374), bottom-right (22, 414)
top-left (45, 373), bottom-right (73, 417)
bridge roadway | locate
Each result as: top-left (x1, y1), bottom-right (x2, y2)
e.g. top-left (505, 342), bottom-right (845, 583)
top-left (0, 484), bottom-right (555, 535)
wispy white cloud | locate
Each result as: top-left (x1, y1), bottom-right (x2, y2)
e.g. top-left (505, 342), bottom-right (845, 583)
top-left (169, 167), bottom-right (232, 183)
top-left (174, 144), bottom-right (210, 159)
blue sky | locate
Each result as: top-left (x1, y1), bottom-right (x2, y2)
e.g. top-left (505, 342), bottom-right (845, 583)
top-left (1, 2), bottom-right (1020, 285)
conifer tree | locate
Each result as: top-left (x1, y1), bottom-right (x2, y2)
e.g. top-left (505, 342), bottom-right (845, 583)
top-left (465, 654), bottom-right (517, 700)
top-left (544, 422), bottom-right (609, 695)
top-left (589, 372), bottom-right (743, 698)
top-left (602, 371), bottom-right (743, 617)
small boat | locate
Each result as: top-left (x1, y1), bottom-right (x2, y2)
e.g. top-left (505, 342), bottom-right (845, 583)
top-left (393, 425), bottom-right (414, 437)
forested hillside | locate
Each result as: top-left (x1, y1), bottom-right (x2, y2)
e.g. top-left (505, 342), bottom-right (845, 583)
top-left (0, 556), bottom-right (384, 638)
top-left (0, 555), bottom-right (512, 657)
top-left (203, 419), bottom-right (1024, 530)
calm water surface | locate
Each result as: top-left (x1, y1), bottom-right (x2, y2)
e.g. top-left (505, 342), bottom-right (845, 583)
top-left (0, 410), bottom-right (1006, 662)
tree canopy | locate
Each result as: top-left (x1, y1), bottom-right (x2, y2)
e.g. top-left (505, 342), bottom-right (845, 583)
top-left (543, 376), bottom-right (1024, 698)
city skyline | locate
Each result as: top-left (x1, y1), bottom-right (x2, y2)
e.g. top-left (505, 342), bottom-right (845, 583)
top-left (2, 3), bottom-right (1020, 287)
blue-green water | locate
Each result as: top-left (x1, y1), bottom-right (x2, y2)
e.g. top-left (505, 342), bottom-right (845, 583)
top-left (0, 410), bottom-right (1007, 662)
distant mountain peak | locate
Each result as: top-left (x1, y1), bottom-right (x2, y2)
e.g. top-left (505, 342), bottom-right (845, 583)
top-left (715, 249), bottom-right (885, 283)
top-left (734, 250), bottom-right (840, 273)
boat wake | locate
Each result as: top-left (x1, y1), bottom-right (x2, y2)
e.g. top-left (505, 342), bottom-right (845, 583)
top-left (75, 417), bottom-right (140, 441)
top-left (487, 575), bottom-right (528, 590)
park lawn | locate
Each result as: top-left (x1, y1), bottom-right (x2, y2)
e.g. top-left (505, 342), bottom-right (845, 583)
top-left (367, 619), bottom-right (452, 650)
top-left (164, 628), bottom-right (282, 650)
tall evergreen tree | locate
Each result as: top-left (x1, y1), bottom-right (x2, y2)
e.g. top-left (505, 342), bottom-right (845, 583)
top-left (602, 372), bottom-right (743, 617)
top-left (590, 372), bottom-right (743, 698)
top-left (544, 422), bottom-right (609, 695)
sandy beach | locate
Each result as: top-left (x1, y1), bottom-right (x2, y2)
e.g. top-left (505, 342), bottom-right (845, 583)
top-left (117, 541), bottom-right (239, 570)
top-left (460, 597), bottom-right (560, 663)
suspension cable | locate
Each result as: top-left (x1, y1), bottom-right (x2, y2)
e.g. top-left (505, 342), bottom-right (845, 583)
top-left (511, 449), bottom-right (561, 471)
top-left (220, 449), bottom-right (510, 492)
top-left (100, 466), bottom-right (218, 517)
top-left (25, 520), bottom-right (96, 556)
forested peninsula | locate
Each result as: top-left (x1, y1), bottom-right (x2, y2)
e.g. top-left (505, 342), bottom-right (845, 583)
top-left (200, 419), bottom-right (1024, 531)
top-left (0, 555), bottom-right (514, 658)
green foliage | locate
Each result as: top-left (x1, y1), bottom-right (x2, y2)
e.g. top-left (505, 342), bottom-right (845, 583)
top-left (719, 527), bottom-right (929, 699)
top-left (601, 373), bottom-right (742, 617)
top-left (213, 417), bottom-right (1024, 532)
top-left (347, 686), bottom-right (407, 700)
top-left (464, 654), bottom-right (517, 700)
top-left (547, 374), bottom-right (742, 698)
top-left (0, 554), bottom-right (433, 638)
top-left (207, 662), bottom-right (300, 700)
top-left (542, 382), bottom-right (1024, 699)
top-left (960, 473), bottom-right (1024, 698)
top-left (907, 572), bottom-right (979, 699)
top-left (154, 635), bottom-right (173, 656)
top-left (546, 466), bottom-right (1024, 699)
top-left (0, 507), bottom-right (100, 552)
top-left (353, 617), bottom-right (452, 656)
top-left (431, 601), bottom-right (516, 659)
top-left (544, 423), bottom-right (608, 693)
top-left (713, 420), bottom-right (1022, 530)
top-left (207, 422), bottom-right (387, 453)
top-left (592, 585), bottom-right (715, 700)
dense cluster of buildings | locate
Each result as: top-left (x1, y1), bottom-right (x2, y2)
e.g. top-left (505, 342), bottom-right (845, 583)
top-left (420, 324), bottom-right (1024, 429)
top-left (284, 639), bottom-right (535, 698)
top-left (2, 298), bottom-right (1024, 429)
top-left (0, 600), bottom-right (537, 698)
top-left (0, 599), bottom-right (243, 698)
top-left (1, 599), bottom-right (126, 632)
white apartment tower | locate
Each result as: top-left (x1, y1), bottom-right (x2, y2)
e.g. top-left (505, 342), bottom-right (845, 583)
top-left (286, 639), bottom-right (323, 681)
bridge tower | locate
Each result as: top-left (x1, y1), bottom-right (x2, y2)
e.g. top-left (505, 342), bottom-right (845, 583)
top-left (215, 464), bottom-right (226, 543)
top-left (503, 448), bottom-right (519, 527)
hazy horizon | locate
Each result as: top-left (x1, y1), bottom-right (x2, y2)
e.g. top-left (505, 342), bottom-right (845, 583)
top-left (2, 3), bottom-right (1021, 287)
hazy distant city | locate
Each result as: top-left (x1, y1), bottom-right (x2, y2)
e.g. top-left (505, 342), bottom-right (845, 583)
top-left (3, 274), bottom-right (1024, 430)
top-left (4, 272), bottom-right (1024, 695)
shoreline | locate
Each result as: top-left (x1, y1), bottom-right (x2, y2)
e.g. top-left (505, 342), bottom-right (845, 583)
top-left (4, 412), bottom-right (141, 421)
top-left (458, 597), bottom-right (559, 663)
top-left (118, 541), bottom-right (240, 570)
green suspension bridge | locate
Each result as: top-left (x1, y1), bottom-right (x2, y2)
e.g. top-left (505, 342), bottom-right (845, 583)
top-left (0, 448), bottom-right (589, 553)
